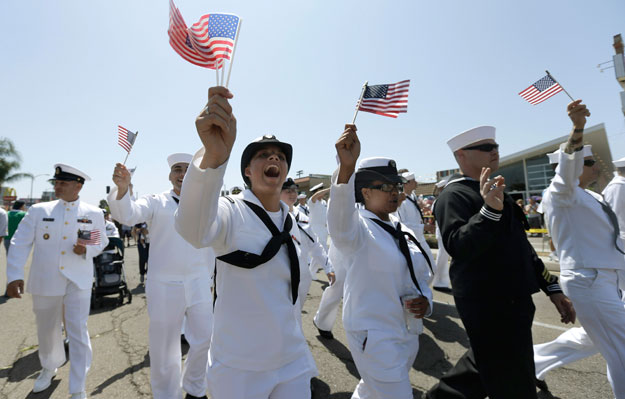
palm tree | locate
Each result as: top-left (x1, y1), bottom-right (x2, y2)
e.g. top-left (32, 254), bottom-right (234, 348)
top-left (0, 138), bottom-right (32, 188)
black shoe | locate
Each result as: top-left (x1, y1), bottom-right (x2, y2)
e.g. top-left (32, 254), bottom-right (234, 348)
top-left (185, 395), bottom-right (208, 399)
top-left (312, 320), bottom-right (334, 339)
top-left (181, 334), bottom-right (188, 346)
top-left (433, 286), bottom-right (452, 293)
top-left (535, 378), bottom-right (549, 392)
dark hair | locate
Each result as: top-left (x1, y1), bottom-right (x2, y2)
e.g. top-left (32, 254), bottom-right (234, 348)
top-left (12, 201), bottom-right (25, 210)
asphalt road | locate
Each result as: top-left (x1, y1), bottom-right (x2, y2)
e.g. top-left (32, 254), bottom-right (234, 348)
top-left (0, 243), bottom-right (613, 399)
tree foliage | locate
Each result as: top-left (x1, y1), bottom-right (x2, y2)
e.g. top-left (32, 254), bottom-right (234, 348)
top-left (0, 138), bottom-right (32, 187)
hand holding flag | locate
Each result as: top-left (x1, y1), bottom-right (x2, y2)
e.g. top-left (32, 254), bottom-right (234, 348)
top-left (77, 229), bottom-right (101, 246)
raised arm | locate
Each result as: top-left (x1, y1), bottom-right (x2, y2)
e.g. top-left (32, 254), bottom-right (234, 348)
top-left (175, 87), bottom-right (237, 251)
top-left (108, 163), bottom-right (155, 227)
top-left (327, 124), bottom-right (363, 250)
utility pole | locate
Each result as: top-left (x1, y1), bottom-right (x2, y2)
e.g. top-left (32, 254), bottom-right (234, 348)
top-left (612, 34), bottom-right (625, 115)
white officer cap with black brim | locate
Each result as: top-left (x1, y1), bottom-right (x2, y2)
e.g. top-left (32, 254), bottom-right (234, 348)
top-left (612, 156), bottom-right (625, 168)
top-left (355, 157), bottom-right (406, 203)
top-left (240, 135), bottom-right (293, 186)
top-left (447, 126), bottom-right (496, 152)
top-left (53, 164), bottom-right (91, 184)
top-left (309, 182), bottom-right (324, 192)
top-left (401, 172), bottom-right (415, 182)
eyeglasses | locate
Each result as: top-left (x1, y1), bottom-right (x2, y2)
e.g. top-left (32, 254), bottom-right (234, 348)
top-left (462, 143), bottom-right (500, 152)
top-left (583, 159), bottom-right (596, 167)
top-left (368, 183), bottom-right (403, 193)
top-left (282, 188), bottom-right (297, 193)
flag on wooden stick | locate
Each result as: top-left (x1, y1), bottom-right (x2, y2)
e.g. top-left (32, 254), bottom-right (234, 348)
top-left (356, 80), bottom-right (410, 118)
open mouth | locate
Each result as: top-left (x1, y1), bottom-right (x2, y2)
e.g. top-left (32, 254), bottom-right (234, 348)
top-left (264, 165), bottom-right (280, 178)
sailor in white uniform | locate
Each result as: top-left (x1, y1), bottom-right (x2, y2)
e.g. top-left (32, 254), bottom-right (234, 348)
top-left (330, 125), bottom-right (433, 399)
top-left (108, 153), bottom-right (214, 399)
top-left (604, 156), bottom-right (625, 237)
top-left (308, 183), bottom-right (330, 251)
top-left (280, 178), bottom-right (334, 310)
top-left (295, 193), bottom-right (310, 216)
top-left (396, 171), bottom-right (434, 279)
top-left (541, 100), bottom-right (625, 399)
top-left (174, 87), bottom-right (316, 399)
top-left (6, 164), bottom-right (108, 399)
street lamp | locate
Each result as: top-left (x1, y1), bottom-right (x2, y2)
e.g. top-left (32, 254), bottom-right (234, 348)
top-left (29, 174), bottom-right (49, 204)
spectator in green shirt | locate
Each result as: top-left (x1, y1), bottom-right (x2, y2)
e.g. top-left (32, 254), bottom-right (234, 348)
top-left (5, 200), bottom-right (26, 253)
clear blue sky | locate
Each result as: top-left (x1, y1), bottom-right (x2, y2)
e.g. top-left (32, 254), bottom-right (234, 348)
top-left (2, 0), bottom-right (624, 205)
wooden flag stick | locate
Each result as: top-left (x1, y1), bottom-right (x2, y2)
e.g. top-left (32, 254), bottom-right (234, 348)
top-left (216, 64), bottom-right (221, 86)
top-left (225, 18), bottom-right (242, 89)
top-left (545, 70), bottom-right (575, 102)
top-left (351, 81), bottom-right (368, 124)
top-left (221, 59), bottom-right (225, 85)
top-left (122, 131), bottom-right (138, 166)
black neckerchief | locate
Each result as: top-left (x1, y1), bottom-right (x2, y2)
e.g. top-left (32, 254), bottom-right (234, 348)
top-left (217, 200), bottom-right (300, 304)
top-left (406, 194), bottom-right (424, 221)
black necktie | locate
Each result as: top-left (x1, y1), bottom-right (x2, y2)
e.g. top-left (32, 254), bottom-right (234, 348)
top-left (172, 196), bottom-right (179, 204)
top-left (590, 193), bottom-right (625, 255)
top-left (406, 195), bottom-right (424, 222)
top-left (369, 218), bottom-right (434, 295)
top-left (217, 200), bottom-right (300, 304)
top-left (295, 213), bottom-right (315, 243)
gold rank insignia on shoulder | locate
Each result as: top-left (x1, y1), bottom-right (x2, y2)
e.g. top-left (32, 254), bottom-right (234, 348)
top-left (43, 233), bottom-right (50, 240)
top-left (77, 218), bottom-right (92, 224)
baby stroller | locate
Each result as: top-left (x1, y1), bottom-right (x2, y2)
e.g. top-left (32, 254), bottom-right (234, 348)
top-left (91, 237), bottom-right (132, 309)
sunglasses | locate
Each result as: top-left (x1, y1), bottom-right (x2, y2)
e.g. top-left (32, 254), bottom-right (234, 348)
top-left (462, 143), bottom-right (500, 152)
top-left (583, 159), bottom-right (596, 167)
top-left (368, 183), bottom-right (403, 193)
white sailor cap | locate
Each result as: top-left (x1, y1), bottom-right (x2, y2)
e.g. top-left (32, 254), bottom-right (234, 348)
top-left (53, 164), bottom-right (91, 183)
top-left (401, 172), bottom-right (415, 181)
top-left (613, 156), bottom-right (625, 168)
top-left (547, 145), bottom-right (593, 164)
top-left (447, 126), bottom-right (496, 152)
top-left (310, 182), bottom-right (324, 192)
top-left (435, 177), bottom-right (450, 188)
top-left (297, 193), bottom-right (306, 199)
top-left (167, 153), bottom-right (193, 168)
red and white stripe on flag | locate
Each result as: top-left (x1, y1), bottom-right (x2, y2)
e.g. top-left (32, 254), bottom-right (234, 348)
top-left (78, 230), bottom-right (101, 246)
top-left (357, 80), bottom-right (410, 118)
top-left (168, 0), bottom-right (239, 69)
top-left (118, 125), bottom-right (135, 153)
top-left (519, 75), bottom-right (563, 105)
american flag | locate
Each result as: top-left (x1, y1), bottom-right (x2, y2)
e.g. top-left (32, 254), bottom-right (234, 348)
top-left (77, 229), bottom-right (101, 246)
top-left (357, 80), bottom-right (410, 118)
top-left (168, 0), bottom-right (240, 69)
top-left (118, 126), bottom-right (137, 153)
top-left (519, 74), bottom-right (563, 105)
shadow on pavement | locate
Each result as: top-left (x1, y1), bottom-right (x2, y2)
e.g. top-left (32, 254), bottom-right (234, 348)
top-left (24, 379), bottom-right (61, 399)
top-left (0, 350), bottom-right (42, 383)
top-left (90, 352), bottom-right (149, 396)
top-left (316, 337), bottom-right (359, 380)
top-left (422, 302), bottom-right (469, 348)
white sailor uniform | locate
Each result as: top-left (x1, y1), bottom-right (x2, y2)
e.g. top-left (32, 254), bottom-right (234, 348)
top-left (542, 145), bottom-right (625, 398)
top-left (328, 173), bottom-right (432, 399)
top-left (309, 198), bottom-right (329, 251)
top-left (292, 207), bottom-right (332, 310)
top-left (7, 199), bottom-right (108, 395)
top-left (174, 149), bottom-right (317, 399)
top-left (107, 188), bottom-right (214, 399)
top-left (603, 172), bottom-right (625, 237)
top-left (313, 238), bottom-right (346, 332)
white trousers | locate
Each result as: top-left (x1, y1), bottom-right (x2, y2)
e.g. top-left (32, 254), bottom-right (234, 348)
top-left (346, 330), bottom-right (419, 399)
top-left (313, 264), bottom-right (346, 331)
top-left (298, 266), bottom-right (313, 311)
top-left (534, 327), bottom-right (598, 380)
top-left (561, 268), bottom-right (625, 399)
top-left (207, 354), bottom-right (315, 399)
top-left (146, 277), bottom-right (213, 399)
top-left (431, 225), bottom-right (450, 288)
top-left (32, 281), bottom-right (92, 395)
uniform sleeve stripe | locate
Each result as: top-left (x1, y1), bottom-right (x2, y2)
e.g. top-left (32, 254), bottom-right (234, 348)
top-left (480, 206), bottom-right (502, 221)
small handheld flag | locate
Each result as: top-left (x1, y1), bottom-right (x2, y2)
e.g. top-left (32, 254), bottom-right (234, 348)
top-left (519, 71), bottom-right (573, 105)
top-left (118, 125), bottom-right (138, 165)
top-left (354, 80), bottom-right (410, 121)
top-left (77, 229), bottom-right (101, 246)
top-left (168, 0), bottom-right (242, 87)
